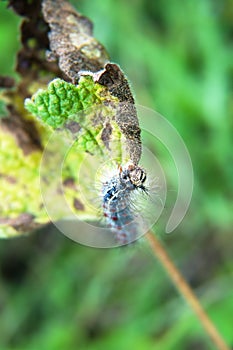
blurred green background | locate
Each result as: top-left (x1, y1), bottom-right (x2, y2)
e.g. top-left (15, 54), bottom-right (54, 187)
top-left (0, 0), bottom-right (232, 349)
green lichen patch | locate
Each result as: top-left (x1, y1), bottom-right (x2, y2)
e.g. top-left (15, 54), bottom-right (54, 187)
top-left (24, 76), bottom-right (129, 163)
top-left (0, 131), bottom-right (47, 235)
top-left (24, 76), bottom-right (114, 128)
top-left (0, 129), bottom-right (99, 238)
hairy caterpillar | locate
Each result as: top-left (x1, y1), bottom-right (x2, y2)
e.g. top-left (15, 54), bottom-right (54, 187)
top-left (102, 164), bottom-right (147, 244)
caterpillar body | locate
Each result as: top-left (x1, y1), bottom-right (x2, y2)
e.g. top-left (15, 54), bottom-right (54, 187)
top-left (102, 164), bottom-right (147, 245)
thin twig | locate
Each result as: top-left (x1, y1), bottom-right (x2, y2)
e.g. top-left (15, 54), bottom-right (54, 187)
top-left (146, 231), bottom-right (230, 350)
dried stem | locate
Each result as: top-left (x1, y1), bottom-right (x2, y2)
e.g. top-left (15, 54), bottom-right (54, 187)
top-left (146, 231), bottom-right (230, 350)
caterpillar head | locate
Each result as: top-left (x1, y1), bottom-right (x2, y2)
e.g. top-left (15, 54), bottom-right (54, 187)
top-left (119, 164), bottom-right (147, 191)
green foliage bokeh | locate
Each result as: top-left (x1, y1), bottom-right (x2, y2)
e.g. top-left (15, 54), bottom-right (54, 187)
top-left (0, 1), bottom-right (232, 349)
